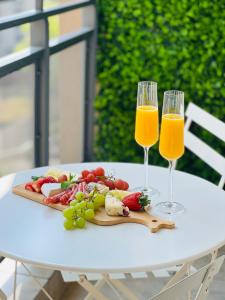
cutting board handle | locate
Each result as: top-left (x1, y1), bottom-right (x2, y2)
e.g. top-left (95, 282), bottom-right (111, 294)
top-left (129, 211), bottom-right (175, 233)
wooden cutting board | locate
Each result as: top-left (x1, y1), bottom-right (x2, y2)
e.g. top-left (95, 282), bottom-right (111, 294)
top-left (12, 184), bottom-right (175, 233)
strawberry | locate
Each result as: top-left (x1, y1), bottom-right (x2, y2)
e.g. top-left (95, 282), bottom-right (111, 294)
top-left (31, 176), bottom-right (57, 193)
top-left (122, 192), bottom-right (150, 211)
top-left (43, 176), bottom-right (57, 184)
top-left (25, 182), bottom-right (35, 192)
top-left (31, 181), bottom-right (42, 193)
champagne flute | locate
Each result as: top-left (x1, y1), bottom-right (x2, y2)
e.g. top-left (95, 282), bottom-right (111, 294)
top-left (156, 90), bottom-right (185, 214)
top-left (134, 81), bottom-right (159, 197)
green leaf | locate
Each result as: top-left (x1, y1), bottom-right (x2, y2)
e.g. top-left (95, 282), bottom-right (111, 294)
top-left (61, 181), bottom-right (71, 189)
top-left (31, 176), bottom-right (44, 181)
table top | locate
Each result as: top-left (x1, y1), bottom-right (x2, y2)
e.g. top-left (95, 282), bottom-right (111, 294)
top-left (0, 162), bottom-right (224, 273)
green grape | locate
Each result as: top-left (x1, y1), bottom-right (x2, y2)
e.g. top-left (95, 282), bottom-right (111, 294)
top-left (85, 209), bottom-right (95, 220)
top-left (75, 203), bottom-right (82, 210)
top-left (79, 201), bottom-right (87, 209)
top-left (87, 202), bottom-right (94, 209)
top-left (76, 217), bottom-right (86, 228)
top-left (94, 194), bottom-right (105, 206)
top-left (76, 209), bottom-right (85, 217)
top-left (75, 192), bottom-right (85, 202)
top-left (64, 219), bottom-right (76, 230)
top-left (63, 207), bottom-right (75, 220)
top-left (70, 200), bottom-right (78, 206)
top-left (93, 198), bottom-right (100, 210)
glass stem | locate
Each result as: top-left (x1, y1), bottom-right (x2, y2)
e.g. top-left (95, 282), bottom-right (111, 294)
top-left (144, 147), bottom-right (149, 189)
top-left (168, 160), bottom-right (174, 204)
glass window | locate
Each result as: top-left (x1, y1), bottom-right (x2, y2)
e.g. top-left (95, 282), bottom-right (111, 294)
top-left (0, 0), bottom-right (35, 18)
top-left (0, 66), bottom-right (34, 175)
top-left (49, 43), bottom-right (85, 165)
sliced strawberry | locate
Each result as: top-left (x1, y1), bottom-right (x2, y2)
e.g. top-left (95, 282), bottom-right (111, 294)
top-left (43, 176), bottom-right (57, 184)
top-left (122, 192), bottom-right (150, 211)
top-left (32, 181), bottom-right (42, 193)
top-left (25, 182), bottom-right (35, 192)
top-left (34, 176), bottom-right (57, 192)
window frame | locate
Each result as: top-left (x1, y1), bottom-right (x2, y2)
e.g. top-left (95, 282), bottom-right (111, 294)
top-left (0, 0), bottom-right (96, 166)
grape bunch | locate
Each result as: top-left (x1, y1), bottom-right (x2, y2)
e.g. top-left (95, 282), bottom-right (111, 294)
top-left (63, 191), bottom-right (105, 230)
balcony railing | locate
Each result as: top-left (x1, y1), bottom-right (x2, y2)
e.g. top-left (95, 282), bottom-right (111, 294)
top-left (0, 0), bottom-right (96, 167)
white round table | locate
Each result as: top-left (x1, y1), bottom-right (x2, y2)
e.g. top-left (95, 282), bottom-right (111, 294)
top-left (0, 162), bottom-right (224, 274)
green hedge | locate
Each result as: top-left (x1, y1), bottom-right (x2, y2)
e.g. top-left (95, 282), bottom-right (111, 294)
top-left (95, 0), bottom-right (225, 185)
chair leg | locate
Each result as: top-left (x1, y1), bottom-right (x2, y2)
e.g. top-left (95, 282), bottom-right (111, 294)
top-left (162, 263), bottom-right (191, 291)
top-left (21, 263), bottom-right (53, 300)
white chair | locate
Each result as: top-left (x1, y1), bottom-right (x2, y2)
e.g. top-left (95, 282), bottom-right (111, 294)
top-left (161, 102), bottom-right (225, 299)
top-left (182, 102), bottom-right (225, 188)
top-left (151, 255), bottom-right (225, 300)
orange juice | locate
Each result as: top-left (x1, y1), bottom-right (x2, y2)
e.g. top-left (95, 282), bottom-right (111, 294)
top-left (159, 114), bottom-right (184, 160)
top-left (135, 105), bottom-right (159, 147)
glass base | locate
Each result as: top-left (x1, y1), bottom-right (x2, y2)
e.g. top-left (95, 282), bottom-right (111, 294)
top-left (155, 201), bottom-right (185, 215)
top-left (131, 186), bottom-right (160, 198)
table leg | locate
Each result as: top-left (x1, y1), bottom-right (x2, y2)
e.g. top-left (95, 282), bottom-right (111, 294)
top-left (79, 275), bottom-right (110, 300)
top-left (102, 274), bottom-right (139, 300)
top-left (211, 249), bottom-right (218, 261)
top-left (13, 260), bottom-right (17, 300)
top-left (83, 279), bottom-right (106, 300)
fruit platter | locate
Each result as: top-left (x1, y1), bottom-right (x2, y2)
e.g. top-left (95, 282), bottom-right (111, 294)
top-left (12, 167), bottom-right (175, 233)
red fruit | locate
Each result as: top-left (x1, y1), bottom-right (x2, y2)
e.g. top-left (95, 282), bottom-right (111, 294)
top-left (44, 176), bottom-right (57, 184)
top-left (39, 176), bottom-right (56, 186)
top-left (122, 192), bottom-right (150, 211)
top-left (104, 179), bottom-right (115, 190)
top-left (94, 167), bottom-right (105, 177)
top-left (31, 181), bottom-right (41, 193)
top-left (36, 177), bottom-right (46, 186)
top-left (123, 181), bottom-right (129, 191)
top-left (58, 174), bottom-right (68, 183)
top-left (25, 182), bottom-right (35, 192)
top-left (81, 170), bottom-right (90, 178)
top-left (86, 173), bottom-right (96, 183)
top-left (114, 179), bottom-right (125, 190)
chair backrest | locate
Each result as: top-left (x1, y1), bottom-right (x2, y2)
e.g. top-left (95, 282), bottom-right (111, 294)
top-left (151, 255), bottom-right (225, 300)
top-left (184, 102), bottom-right (225, 188)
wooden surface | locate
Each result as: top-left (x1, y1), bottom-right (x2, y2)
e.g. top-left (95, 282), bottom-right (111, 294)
top-left (12, 184), bottom-right (175, 233)
top-left (93, 207), bottom-right (175, 233)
